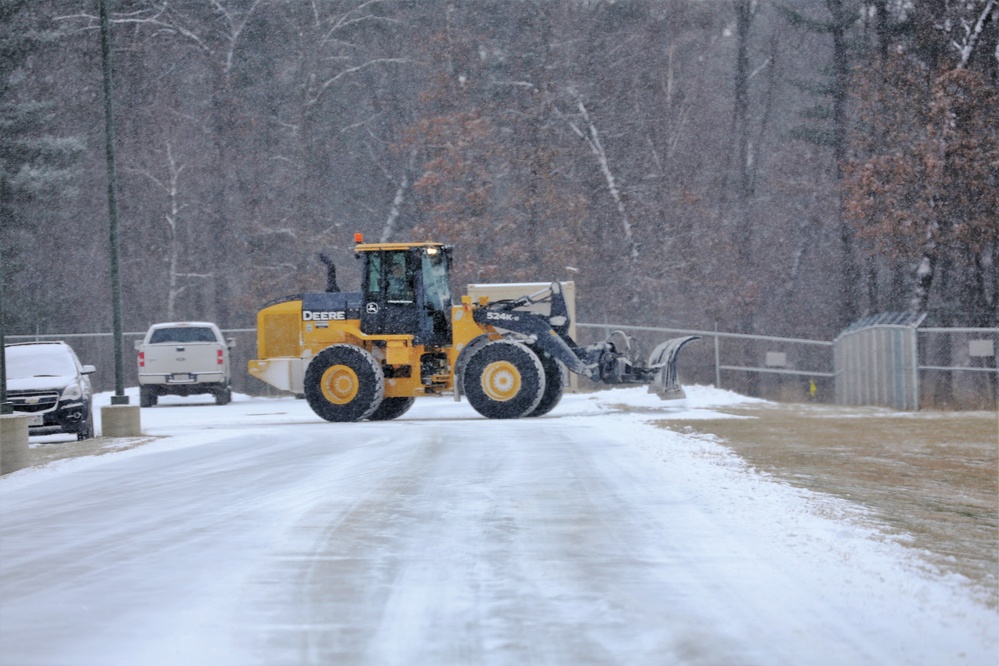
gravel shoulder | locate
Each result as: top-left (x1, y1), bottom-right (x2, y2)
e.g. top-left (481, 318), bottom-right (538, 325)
top-left (654, 402), bottom-right (999, 607)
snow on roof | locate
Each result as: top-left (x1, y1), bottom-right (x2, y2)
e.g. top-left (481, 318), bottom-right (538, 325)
top-left (838, 312), bottom-right (927, 335)
top-left (148, 321), bottom-right (220, 329)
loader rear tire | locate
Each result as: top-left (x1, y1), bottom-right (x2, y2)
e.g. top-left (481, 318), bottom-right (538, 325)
top-left (464, 340), bottom-right (545, 419)
top-left (367, 397), bottom-right (415, 421)
top-left (525, 350), bottom-right (565, 418)
top-left (305, 344), bottom-right (384, 422)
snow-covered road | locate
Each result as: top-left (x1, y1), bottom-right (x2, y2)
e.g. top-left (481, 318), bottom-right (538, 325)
top-left (1, 387), bottom-right (995, 665)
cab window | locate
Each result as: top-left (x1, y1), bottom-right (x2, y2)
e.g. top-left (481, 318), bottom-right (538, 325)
top-left (365, 252), bottom-right (382, 301)
top-left (422, 250), bottom-right (451, 314)
top-left (385, 251), bottom-right (415, 303)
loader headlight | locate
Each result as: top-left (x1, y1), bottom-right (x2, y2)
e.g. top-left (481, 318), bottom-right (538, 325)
top-left (426, 247), bottom-right (439, 255)
top-left (61, 382), bottom-right (82, 401)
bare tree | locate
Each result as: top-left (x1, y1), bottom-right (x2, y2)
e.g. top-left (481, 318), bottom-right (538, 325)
top-left (559, 96), bottom-right (639, 266)
top-left (132, 142), bottom-right (214, 320)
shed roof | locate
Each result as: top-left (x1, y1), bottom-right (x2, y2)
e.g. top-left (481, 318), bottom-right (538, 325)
top-left (838, 312), bottom-right (928, 336)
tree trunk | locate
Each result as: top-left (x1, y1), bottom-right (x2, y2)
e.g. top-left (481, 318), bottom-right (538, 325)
top-left (828, 0), bottom-right (862, 327)
top-left (733, 0), bottom-right (760, 395)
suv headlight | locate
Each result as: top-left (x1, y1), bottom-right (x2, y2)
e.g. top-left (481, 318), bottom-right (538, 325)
top-left (62, 382), bottom-right (83, 401)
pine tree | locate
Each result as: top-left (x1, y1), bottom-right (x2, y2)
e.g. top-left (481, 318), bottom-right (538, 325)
top-left (0, 0), bottom-right (83, 334)
top-left (0, 0), bottom-right (82, 231)
top-left (776, 0), bottom-right (862, 327)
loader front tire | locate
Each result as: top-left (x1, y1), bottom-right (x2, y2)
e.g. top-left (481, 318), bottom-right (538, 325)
top-left (367, 397), bottom-right (415, 421)
top-left (525, 350), bottom-right (565, 417)
top-left (464, 340), bottom-right (545, 419)
top-left (305, 345), bottom-right (384, 422)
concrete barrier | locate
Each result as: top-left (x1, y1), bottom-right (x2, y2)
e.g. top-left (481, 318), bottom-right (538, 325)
top-left (101, 405), bottom-right (142, 438)
top-left (1, 414), bottom-right (30, 475)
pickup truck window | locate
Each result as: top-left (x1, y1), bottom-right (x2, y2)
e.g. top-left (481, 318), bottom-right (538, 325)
top-left (149, 327), bottom-right (218, 344)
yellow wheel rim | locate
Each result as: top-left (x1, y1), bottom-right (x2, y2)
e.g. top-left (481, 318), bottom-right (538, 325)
top-left (321, 364), bottom-right (359, 404)
top-left (480, 360), bottom-right (521, 402)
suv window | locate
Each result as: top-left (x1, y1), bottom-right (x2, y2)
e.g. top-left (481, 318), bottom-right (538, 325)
top-left (149, 327), bottom-right (218, 344)
top-left (4, 345), bottom-right (79, 379)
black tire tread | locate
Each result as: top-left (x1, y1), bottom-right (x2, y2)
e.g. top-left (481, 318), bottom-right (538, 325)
top-left (304, 345), bottom-right (384, 422)
top-left (76, 407), bottom-right (94, 441)
top-left (368, 397), bottom-right (416, 421)
top-left (463, 340), bottom-right (545, 419)
top-left (525, 349), bottom-right (565, 417)
top-left (215, 386), bottom-right (232, 405)
top-left (139, 386), bottom-right (157, 408)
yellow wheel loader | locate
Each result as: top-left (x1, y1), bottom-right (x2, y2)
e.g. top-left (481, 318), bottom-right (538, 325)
top-left (249, 237), bottom-right (698, 421)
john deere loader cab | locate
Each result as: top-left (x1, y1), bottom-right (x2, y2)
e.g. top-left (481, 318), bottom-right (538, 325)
top-left (359, 243), bottom-right (454, 348)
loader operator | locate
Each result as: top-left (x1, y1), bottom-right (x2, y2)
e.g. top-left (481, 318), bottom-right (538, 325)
top-left (386, 255), bottom-right (414, 303)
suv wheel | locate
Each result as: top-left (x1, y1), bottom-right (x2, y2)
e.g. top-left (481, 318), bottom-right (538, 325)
top-left (77, 408), bottom-right (94, 441)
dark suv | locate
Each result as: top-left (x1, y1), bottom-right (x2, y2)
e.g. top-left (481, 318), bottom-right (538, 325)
top-left (4, 341), bottom-right (96, 440)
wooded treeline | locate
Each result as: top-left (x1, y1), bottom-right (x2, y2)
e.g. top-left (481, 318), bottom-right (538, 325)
top-left (2, 0), bottom-right (997, 342)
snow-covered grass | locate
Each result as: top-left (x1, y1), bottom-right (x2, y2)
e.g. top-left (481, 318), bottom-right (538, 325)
top-left (652, 393), bottom-right (999, 608)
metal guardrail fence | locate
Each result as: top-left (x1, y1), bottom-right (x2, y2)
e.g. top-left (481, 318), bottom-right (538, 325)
top-left (5, 329), bottom-right (260, 396)
top-left (562, 321), bottom-right (996, 409)
top-left (575, 322), bottom-right (836, 403)
top-left (832, 316), bottom-right (998, 410)
top-left (6, 321), bottom-right (997, 409)
top-left (916, 327), bottom-right (999, 410)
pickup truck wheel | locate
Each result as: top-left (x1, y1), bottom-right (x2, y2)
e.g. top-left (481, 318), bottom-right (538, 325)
top-left (524, 349), bottom-right (565, 417)
top-left (367, 397), bottom-right (415, 421)
top-left (464, 340), bottom-right (545, 419)
top-left (139, 387), bottom-right (157, 408)
top-left (215, 386), bottom-right (232, 405)
top-left (304, 345), bottom-right (384, 422)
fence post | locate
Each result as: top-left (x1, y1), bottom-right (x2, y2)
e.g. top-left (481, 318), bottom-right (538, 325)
top-left (911, 327), bottom-right (920, 410)
top-left (714, 323), bottom-right (722, 389)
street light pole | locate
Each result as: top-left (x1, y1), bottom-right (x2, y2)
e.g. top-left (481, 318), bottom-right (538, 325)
top-left (98, 0), bottom-right (128, 406)
top-left (0, 245), bottom-right (11, 415)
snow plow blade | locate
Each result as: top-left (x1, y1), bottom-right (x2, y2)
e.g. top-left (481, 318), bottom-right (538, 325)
top-left (647, 336), bottom-right (700, 400)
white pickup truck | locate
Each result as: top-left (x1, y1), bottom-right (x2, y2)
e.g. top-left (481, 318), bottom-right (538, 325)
top-left (135, 322), bottom-right (234, 407)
